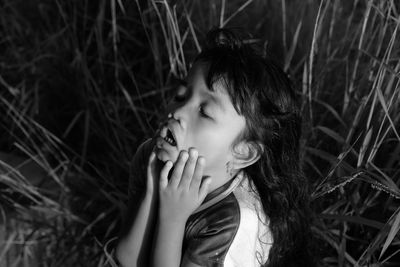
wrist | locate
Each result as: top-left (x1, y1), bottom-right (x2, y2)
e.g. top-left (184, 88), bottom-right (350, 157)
top-left (158, 209), bottom-right (189, 226)
top-left (143, 191), bottom-right (158, 206)
top-left (158, 215), bottom-right (187, 232)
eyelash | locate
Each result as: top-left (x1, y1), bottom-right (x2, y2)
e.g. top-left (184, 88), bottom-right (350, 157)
top-left (199, 105), bottom-right (210, 118)
top-left (173, 95), bottom-right (211, 119)
top-left (174, 94), bottom-right (185, 102)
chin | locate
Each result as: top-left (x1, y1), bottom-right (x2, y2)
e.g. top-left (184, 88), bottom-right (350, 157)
top-left (155, 147), bottom-right (177, 163)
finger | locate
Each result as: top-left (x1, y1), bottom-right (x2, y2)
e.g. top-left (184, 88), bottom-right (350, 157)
top-left (190, 156), bottom-right (206, 190)
top-left (198, 177), bottom-right (212, 202)
top-left (159, 160), bottom-right (173, 189)
top-left (169, 150), bottom-right (189, 188)
top-left (179, 148), bottom-right (198, 189)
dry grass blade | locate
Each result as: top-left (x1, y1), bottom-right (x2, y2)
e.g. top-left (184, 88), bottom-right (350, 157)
top-left (307, 0), bottom-right (327, 126)
top-left (320, 213), bottom-right (384, 229)
top-left (379, 210), bottom-right (400, 259)
top-left (357, 127), bottom-right (373, 168)
top-left (221, 0), bottom-right (254, 27)
top-left (284, 20), bottom-right (302, 72)
top-left (356, 207), bottom-right (400, 265)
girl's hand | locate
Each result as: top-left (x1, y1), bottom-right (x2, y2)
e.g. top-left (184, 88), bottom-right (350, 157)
top-left (146, 148), bottom-right (162, 198)
top-left (158, 148), bottom-right (211, 223)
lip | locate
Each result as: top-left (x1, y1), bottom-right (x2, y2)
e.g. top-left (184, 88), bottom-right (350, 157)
top-left (156, 136), bottom-right (176, 149)
top-left (158, 121), bottom-right (179, 148)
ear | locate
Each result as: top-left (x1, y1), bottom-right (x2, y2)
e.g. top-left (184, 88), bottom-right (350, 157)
top-left (231, 141), bottom-right (263, 169)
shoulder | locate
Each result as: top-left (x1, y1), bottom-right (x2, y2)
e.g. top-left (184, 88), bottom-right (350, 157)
top-left (183, 193), bottom-right (241, 266)
top-left (225, 178), bottom-right (273, 266)
top-left (183, 178), bottom-right (273, 266)
top-left (187, 192), bottom-right (241, 235)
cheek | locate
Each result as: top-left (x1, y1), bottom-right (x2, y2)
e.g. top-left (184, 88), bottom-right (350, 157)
top-left (191, 128), bottom-right (233, 164)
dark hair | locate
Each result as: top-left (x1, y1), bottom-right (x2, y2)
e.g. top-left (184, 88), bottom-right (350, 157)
top-left (195, 28), bottom-right (315, 267)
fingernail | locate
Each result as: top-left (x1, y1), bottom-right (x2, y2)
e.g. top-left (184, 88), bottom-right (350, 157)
top-left (198, 157), bottom-right (205, 165)
top-left (190, 149), bottom-right (198, 158)
top-left (181, 151), bottom-right (188, 159)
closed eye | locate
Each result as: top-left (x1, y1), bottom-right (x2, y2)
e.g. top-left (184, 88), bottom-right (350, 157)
top-left (173, 85), bottom-right (188, 103)
top-left (169, 77), bottom-right (188, 102)
top-left (174, 93), bottom-right (186, 102)
top-left (199, 105), bottom-right (211, 119)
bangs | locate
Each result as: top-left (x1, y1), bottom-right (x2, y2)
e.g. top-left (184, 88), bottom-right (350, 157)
top-left (194, 47), bottom-right (257, 118)
top-left (192, 28), bottom-right (298, 145)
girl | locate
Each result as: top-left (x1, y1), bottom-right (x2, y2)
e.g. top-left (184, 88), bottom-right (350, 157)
top-left (116, 28), bottom-right (315, 267)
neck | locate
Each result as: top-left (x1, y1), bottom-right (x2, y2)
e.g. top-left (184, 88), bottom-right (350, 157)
top-left (204, 166), bottom-right (239, 193)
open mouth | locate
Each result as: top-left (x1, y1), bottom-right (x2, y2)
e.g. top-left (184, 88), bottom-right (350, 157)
top-left (163, 128), bottom-right (177, 146)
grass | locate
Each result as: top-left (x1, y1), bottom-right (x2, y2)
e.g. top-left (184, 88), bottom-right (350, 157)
top-left (0, 0), bottom-right (399, 266)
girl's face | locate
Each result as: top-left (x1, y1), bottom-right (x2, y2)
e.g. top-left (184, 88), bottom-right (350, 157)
top-left (155, 62), bottom-right (246, 176)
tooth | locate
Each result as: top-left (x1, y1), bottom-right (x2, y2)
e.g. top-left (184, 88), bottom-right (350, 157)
top-left (165, 136), bottom-right (173, 145)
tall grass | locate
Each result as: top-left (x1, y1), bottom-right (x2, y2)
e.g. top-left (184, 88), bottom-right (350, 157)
top-left (0, 0), bottom-right (399, 266)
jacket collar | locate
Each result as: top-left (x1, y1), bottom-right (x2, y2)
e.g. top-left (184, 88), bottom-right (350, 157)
top-left (192, 170), bottom-right (245, 214)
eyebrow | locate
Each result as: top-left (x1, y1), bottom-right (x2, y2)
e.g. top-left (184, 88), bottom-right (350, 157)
top-left (203, 91), bottom-right (226, 113)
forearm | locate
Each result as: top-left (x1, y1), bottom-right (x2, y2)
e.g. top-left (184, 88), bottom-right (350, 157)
top-left (152, 217), bottom-right (186, 267)
top-left (116, 194), bottom-right (157, 267)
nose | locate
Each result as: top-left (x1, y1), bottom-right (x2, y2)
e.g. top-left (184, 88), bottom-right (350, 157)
top-left (168, 101), bottom-right (189, 129)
